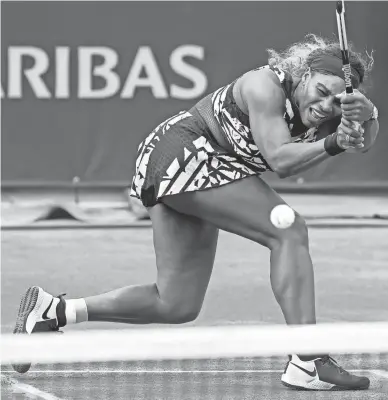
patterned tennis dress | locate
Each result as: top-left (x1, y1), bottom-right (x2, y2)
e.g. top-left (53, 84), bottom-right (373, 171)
top-left (130, 66), bottom-right (318, 207)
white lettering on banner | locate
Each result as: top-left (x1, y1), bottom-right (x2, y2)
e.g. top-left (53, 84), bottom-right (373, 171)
top-left (170, 45), bottom-right (207, 100)
top-left (55, 47), bottom-right (70, 98)
top-left (78, 47), bottom-right (121, 98)
top-left (8, 47), bottom-right (51, 98)
top-left (122, 47), bottom-right (168, 98)
top-left (2, 45), bottom-right (207, 100)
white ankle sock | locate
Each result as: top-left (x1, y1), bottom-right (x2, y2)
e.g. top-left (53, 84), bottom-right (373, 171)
top-left (65, 299), bottom-right (88, 324)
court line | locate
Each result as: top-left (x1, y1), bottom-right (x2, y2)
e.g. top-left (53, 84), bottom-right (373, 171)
top-left (370, 369), bottom-right (388, 380)
top-left (1, 369), bottom-right (372, 374)
top-left (2, 376), bottom-right (64, 400)
top-left (2, 369), bottom-right (385, 399)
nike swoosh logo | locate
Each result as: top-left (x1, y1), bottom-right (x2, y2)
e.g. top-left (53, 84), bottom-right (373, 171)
top-left (42, 299), bottom-right (54, 320)
top-left (290, 362), bottom-right (317, 377)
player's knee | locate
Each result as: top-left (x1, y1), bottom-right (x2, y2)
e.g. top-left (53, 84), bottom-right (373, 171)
top-left (269, 213), bottom-right (309, 250)
top-left (286, 214), bottom-right (309, 243)
top-left (160, 303), bottom-right (201, 324)
top-left (170, 309), bottom-right (200, 324)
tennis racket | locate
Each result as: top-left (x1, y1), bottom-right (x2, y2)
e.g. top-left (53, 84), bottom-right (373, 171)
top-left (335, 0), bottom-right (361, 133)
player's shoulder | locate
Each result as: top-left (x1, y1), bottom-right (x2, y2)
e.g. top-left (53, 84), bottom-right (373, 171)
top-left (238, 67), bottom-right (286, 109)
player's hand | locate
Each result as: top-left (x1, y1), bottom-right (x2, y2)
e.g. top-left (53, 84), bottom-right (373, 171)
top-left (336, 117), bottom-right (364, 151)
top-left (335, 90), bottom-right (374, 123)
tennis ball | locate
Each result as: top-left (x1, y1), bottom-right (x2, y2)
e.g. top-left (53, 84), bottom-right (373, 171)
top-left (270, 205), bottom-right (295, 229)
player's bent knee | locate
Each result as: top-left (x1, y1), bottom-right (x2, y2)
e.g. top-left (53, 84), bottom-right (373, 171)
top-left (164, 309), bottom-right (200, 324)
top-left (159, 303), bottom-right (201, 324)
top-left (170, 310), bottom-right (200, 324)
top-left (281, 214), bottom-right (308, 245)
top-left (269, 211), bottom-right (309, 250)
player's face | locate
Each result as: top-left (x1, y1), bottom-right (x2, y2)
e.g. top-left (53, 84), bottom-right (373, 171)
top-left (296, 72), bottom-right (345, 128)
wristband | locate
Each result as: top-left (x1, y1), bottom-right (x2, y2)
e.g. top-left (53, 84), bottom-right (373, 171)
top-left (324, 132), bottom-right (345, 156)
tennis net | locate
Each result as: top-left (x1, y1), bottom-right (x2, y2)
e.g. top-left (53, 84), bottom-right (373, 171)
top-left (1, 322), bottom-right (388, 399)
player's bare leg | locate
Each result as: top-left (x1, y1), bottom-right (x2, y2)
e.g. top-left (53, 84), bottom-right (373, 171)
top-left (163, 175), bottom-right (369, 390)
top-left (164, 176), bottom-right (315, 326)
top-left (12, 204), bottom-right (218, 373)
top-left (85, 204), bottom-right (218, 324)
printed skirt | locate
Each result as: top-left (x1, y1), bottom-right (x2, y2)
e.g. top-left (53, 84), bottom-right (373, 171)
top-left (130, 110), bottom-right (267, 208)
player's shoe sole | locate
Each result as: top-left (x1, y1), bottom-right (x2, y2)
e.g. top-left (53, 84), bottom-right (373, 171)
top-left (12, 286), bottom-right (62, 373)
top-left (281, 379), bottom-right (370, 391)
top-left (12, 286), bottom-right (41, 373)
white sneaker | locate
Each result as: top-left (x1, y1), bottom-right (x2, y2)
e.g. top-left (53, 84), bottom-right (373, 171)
top-left (12, 286), bottom-right (67, 373)
top-left (281, 355), bottom-right (370, 391)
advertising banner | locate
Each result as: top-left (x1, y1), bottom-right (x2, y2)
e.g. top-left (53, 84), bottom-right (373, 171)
top-left (2, 2), bottom-right (387, 185)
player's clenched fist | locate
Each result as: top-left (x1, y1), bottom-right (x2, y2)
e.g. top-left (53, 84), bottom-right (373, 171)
top-left (336, 117), bottom-right (364, 150)
top-left (335, 90), bottom-right (374, 123)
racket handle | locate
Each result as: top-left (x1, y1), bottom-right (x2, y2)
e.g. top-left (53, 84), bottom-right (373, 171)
top-left (344, 90), bottom-right (361, 132)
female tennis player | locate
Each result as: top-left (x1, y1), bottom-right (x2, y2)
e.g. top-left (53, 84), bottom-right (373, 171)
top-left (14, 35), bottom-right (379, 391)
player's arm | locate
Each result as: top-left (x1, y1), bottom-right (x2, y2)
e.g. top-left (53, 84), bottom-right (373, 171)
top-left (240, 70), bottom-right (360, 178)
top-left (240, 70), bottom-right (330, 178)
